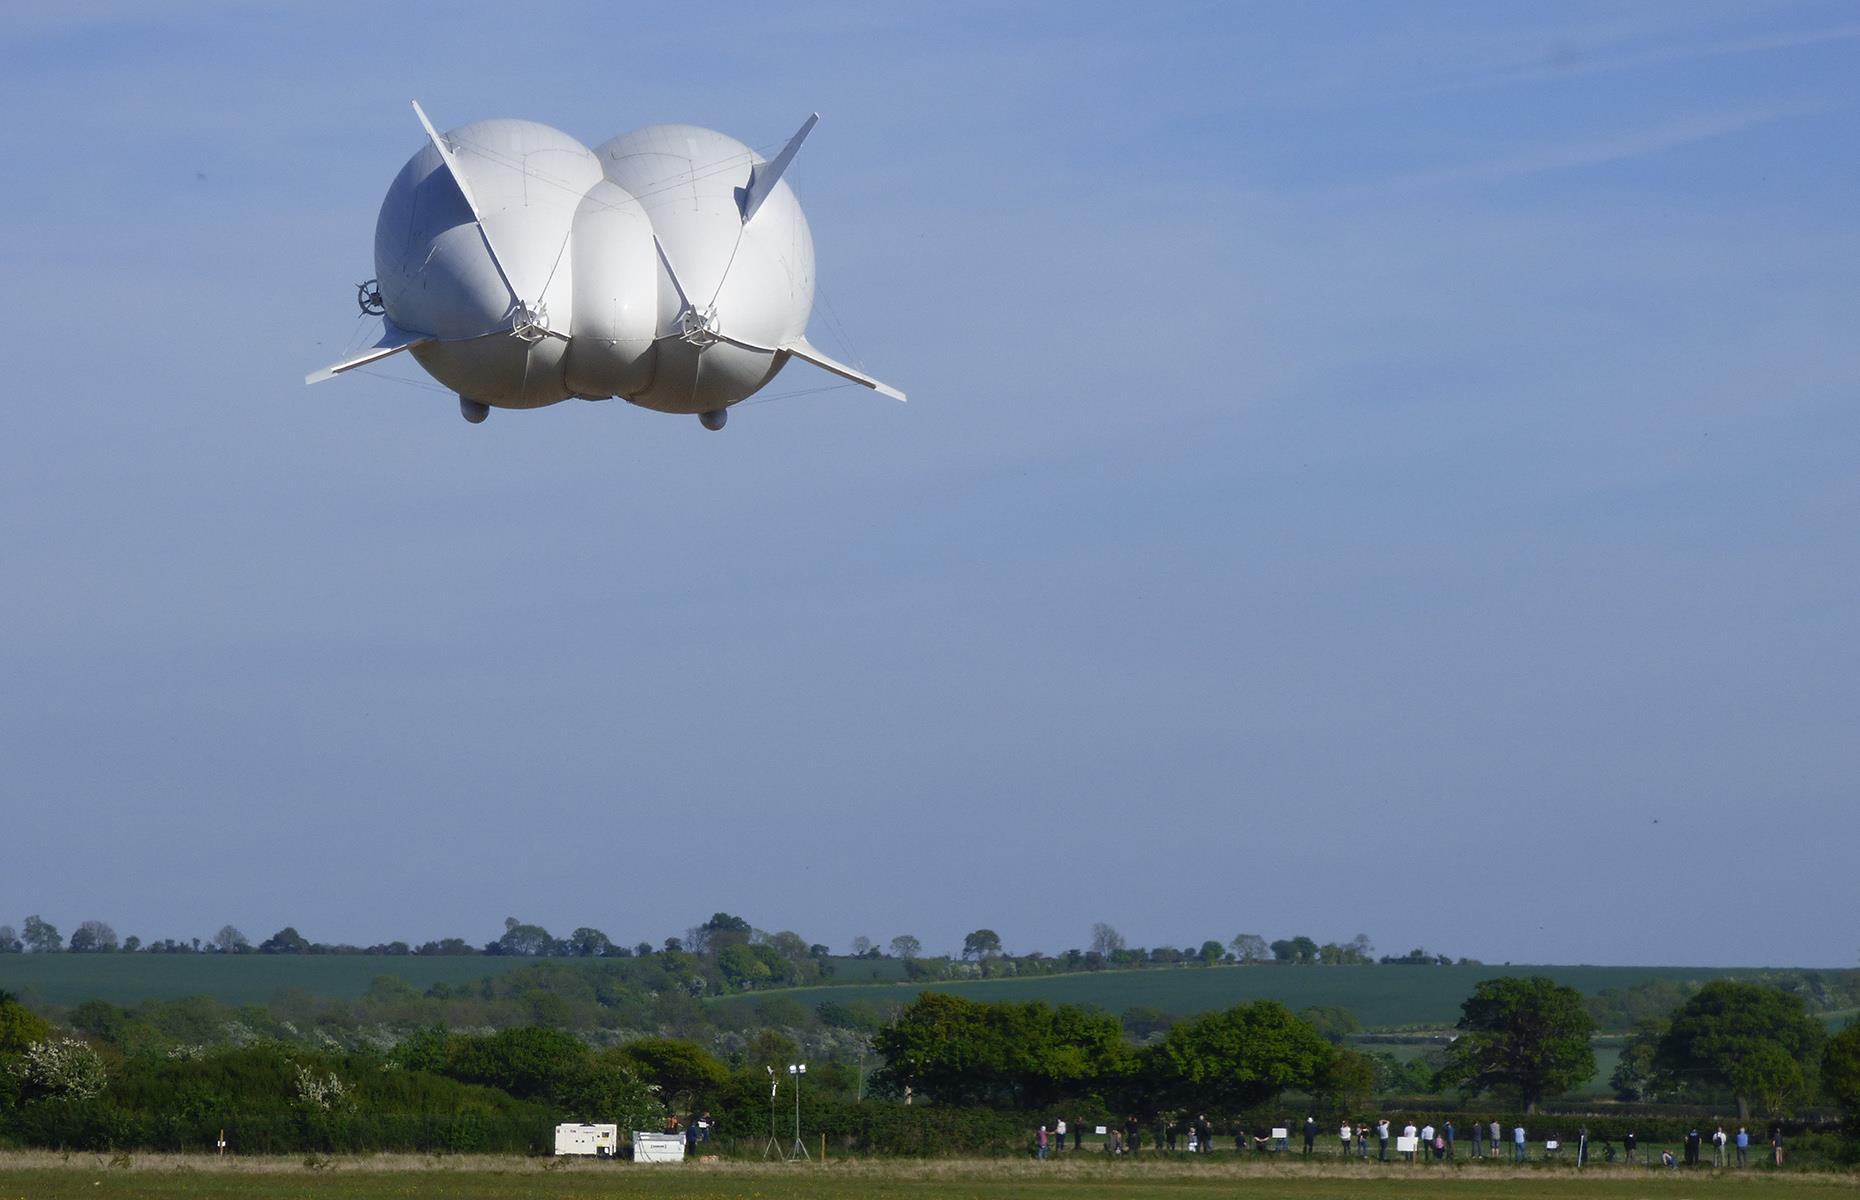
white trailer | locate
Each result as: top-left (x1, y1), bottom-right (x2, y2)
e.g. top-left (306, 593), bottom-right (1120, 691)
top-left (632, 1132), bottom-right (687, 1163)
top-left (553, 1123), bottom-right (618, 1157)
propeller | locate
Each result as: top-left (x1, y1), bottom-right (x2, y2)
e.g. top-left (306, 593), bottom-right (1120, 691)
top-left (653, 234), bottom-right (905, 402)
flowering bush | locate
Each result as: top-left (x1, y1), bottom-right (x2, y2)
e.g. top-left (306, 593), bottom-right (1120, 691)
top-left (12, 1037), bottom-right (107, 1101)
top-left (292, 1063), bottom-right (353, 1111)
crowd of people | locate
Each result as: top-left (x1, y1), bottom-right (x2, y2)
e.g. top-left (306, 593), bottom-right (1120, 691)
top-left (1031, 1113), bottom-right (1791, 1168)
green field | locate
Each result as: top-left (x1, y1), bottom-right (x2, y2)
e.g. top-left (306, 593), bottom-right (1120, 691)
top-left (0, 954), bottom-right (539, 1007)
top-left (0, 1154), bottom-right (1850, 1200)
top-left (0, 955), bottom-right (1812, 1032)
top-left (732, 964), bottom-right (1758, 1029)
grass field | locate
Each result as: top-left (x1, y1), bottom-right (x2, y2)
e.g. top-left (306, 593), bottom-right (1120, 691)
top-left (0, 955), bottom-right (540, 1008)
top-left (0, 955), bottom-right (1809, 1031)
top-left (737, 964), bottom-right (1758, 1029)
top-left (0, 1153), bottom-right (1850, 1200)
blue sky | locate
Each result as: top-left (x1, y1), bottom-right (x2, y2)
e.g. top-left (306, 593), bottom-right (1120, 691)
top-left (1, 2), bottom-right (1856, 966)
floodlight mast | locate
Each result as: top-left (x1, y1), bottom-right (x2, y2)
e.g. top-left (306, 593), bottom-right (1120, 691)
top-left (787, 1063), bottom-right (809, 1160)
top-left (763, 1066), bottom-right (781, 1159)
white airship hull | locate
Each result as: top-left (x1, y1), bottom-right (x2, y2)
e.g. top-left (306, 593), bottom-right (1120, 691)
top-left (310, 105), bottom-right (900, 426)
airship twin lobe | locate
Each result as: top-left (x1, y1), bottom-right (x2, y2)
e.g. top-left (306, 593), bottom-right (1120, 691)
top-left (307, 102), bottom-right (905, 429)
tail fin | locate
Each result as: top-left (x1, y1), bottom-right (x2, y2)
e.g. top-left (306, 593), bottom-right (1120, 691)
top-left (305, 320), bottom-right (430, 385)
top-left (782, 336), bottom-right (907, 401)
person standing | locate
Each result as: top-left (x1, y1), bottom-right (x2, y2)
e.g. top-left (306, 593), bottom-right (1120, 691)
top-left (1771, 1126), bottom-right (1784, 1166)
top-left (1489, 1120), bottom-right (1501, 1159)
top-left (1303, 1115), bottom-right (1318, 1157)
top-left (1712, 1126), bottom-right (1727, 1167)
top-left (1444, 1120), bottom-right (1455, 1159)
top-left (1126, 1115), bottom-right (1141, 1157)
top-left (1377, 1118), bottom-right (1390, 1161)
top-left (1735, 1126), bottom-right (1748, 1167)
top-left (1054, 1118), bottom-right (1066, 1153)
top-left (1684, 1127), bottom-right (1700, 1166)
top-left (1340, 1120), bottom-right (1353, 1158)
top-left (1036, 1125), bottom-right (1048, 1160)
top-left (1200, 1115), bottom-right (1214, 1155)
top-left (1166, 1120), bottom-right (1177, 1153)
top-left (1358, 1122), bottom-right (1369, 1158)
top-left (1420, 1123), bottom-right (1434, 1163)
top-left (1513, 1124), bottom-right (1526, 1163)
top-left (1471, 1119), bottom-right (1483, 1158)
top-left (1624, 1130), bottom-right (1637, 1164)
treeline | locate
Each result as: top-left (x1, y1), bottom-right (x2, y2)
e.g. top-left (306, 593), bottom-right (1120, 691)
top-left (6, 980), bottom-right (1859, 1158)
top-left (2, 913), bottom-right (1480, 971)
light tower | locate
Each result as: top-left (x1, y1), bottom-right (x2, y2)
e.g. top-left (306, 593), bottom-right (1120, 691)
top-left (762, 1066), bottom-right (782, 1159)
top-left (786, 1063), bottom-right (810, 1160)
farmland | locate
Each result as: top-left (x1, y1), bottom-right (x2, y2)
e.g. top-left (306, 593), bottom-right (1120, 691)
top-left (721, 963), bottom-right (1761, 1029)
top-left (0, 1154), bottom-right (1854, 1200)
top-left (0, 953), bottom-right (538, 1008)
top-left (0, 954), bottom-right (1788, 1028)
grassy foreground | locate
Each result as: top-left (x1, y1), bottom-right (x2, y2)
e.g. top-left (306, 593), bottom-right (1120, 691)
top-left (0, 1153), bottom-right (1854, 1200)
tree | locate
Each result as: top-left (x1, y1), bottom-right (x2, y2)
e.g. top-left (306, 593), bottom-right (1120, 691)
top-left (1654, 980), bottom-right (1826, 1119)
top-left (608, 1037), bottom-right (728, 1109)
top-left (849, 936), bottom-right (875, 957)
top-left (564, 927), bottom-right (614, 957)
top-left (1438, 976), bottom-right (1595, 1112)
top-left (1147, 1000), bottom-right (1334, 1111)
top-left (121, 936), bottom-right (140, 953)
top-left (762, 930), bottom-right (812, 966)
top-left (875, 992), bottom-right (1132, 1108)
top-left (1313, 1047), bottom-right (1378, 1111)
top-left (1197, 939), bottom-right (1226, 964)
top-left (1270, 936), bottom-right (1319, 963)
top-left (1090, 923), bottom-right (1125, 956)
top-left (1299, 1005), bottom-right (1362, 1043)
top-left (0, 926), bottom-right (20, 953)
top-left (962, 929), bottom-right (1002, 959)
top-left (489, 917), bottom-right (554, 956)
top-left (1822, 1023), bottom-right (1860, 1131)
top-left (717, 943), bottom-right (772, 989)
top-left (259, 927), bottom-right (311, 954)
top-left (67, 921), bottom-right (118, 953)
top-left (1318, 938), bottom-right (1372, 965)
top-left (1230, 933), bottom-right (1269, 963)
top-left (1729, 1041), bottom-right (1808, 1118)
top-left (889, 934), bottom-right (922, 959)
top-left (443, 1027), bottom-right (593, 1102)
top-left (1609, 1017), bottom-right (1668, 1101)
top-left (11, 1037), bottom-right (106, 1101)
top-left (211, 925), bottom-right (250, 954)
top-left (0, 993), bottom-right (54, 1052)
top-left (21, 915), bottom-right (61, 953)
top-left (686, 912), bottom-right (752, 955)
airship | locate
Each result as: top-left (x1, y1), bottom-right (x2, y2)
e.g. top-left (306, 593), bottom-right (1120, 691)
top-left (307, 103), bottom-right (904, 429)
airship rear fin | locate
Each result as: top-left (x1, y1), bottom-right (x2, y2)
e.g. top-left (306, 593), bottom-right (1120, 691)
top-left (410, 100), bottom-right (521, 308)
top-left (740, 113), bottom-right (819, 224)
top-left (305, 320), bottom-right (431, 385)
top-left (782, 335), bottom-right (907, 402)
